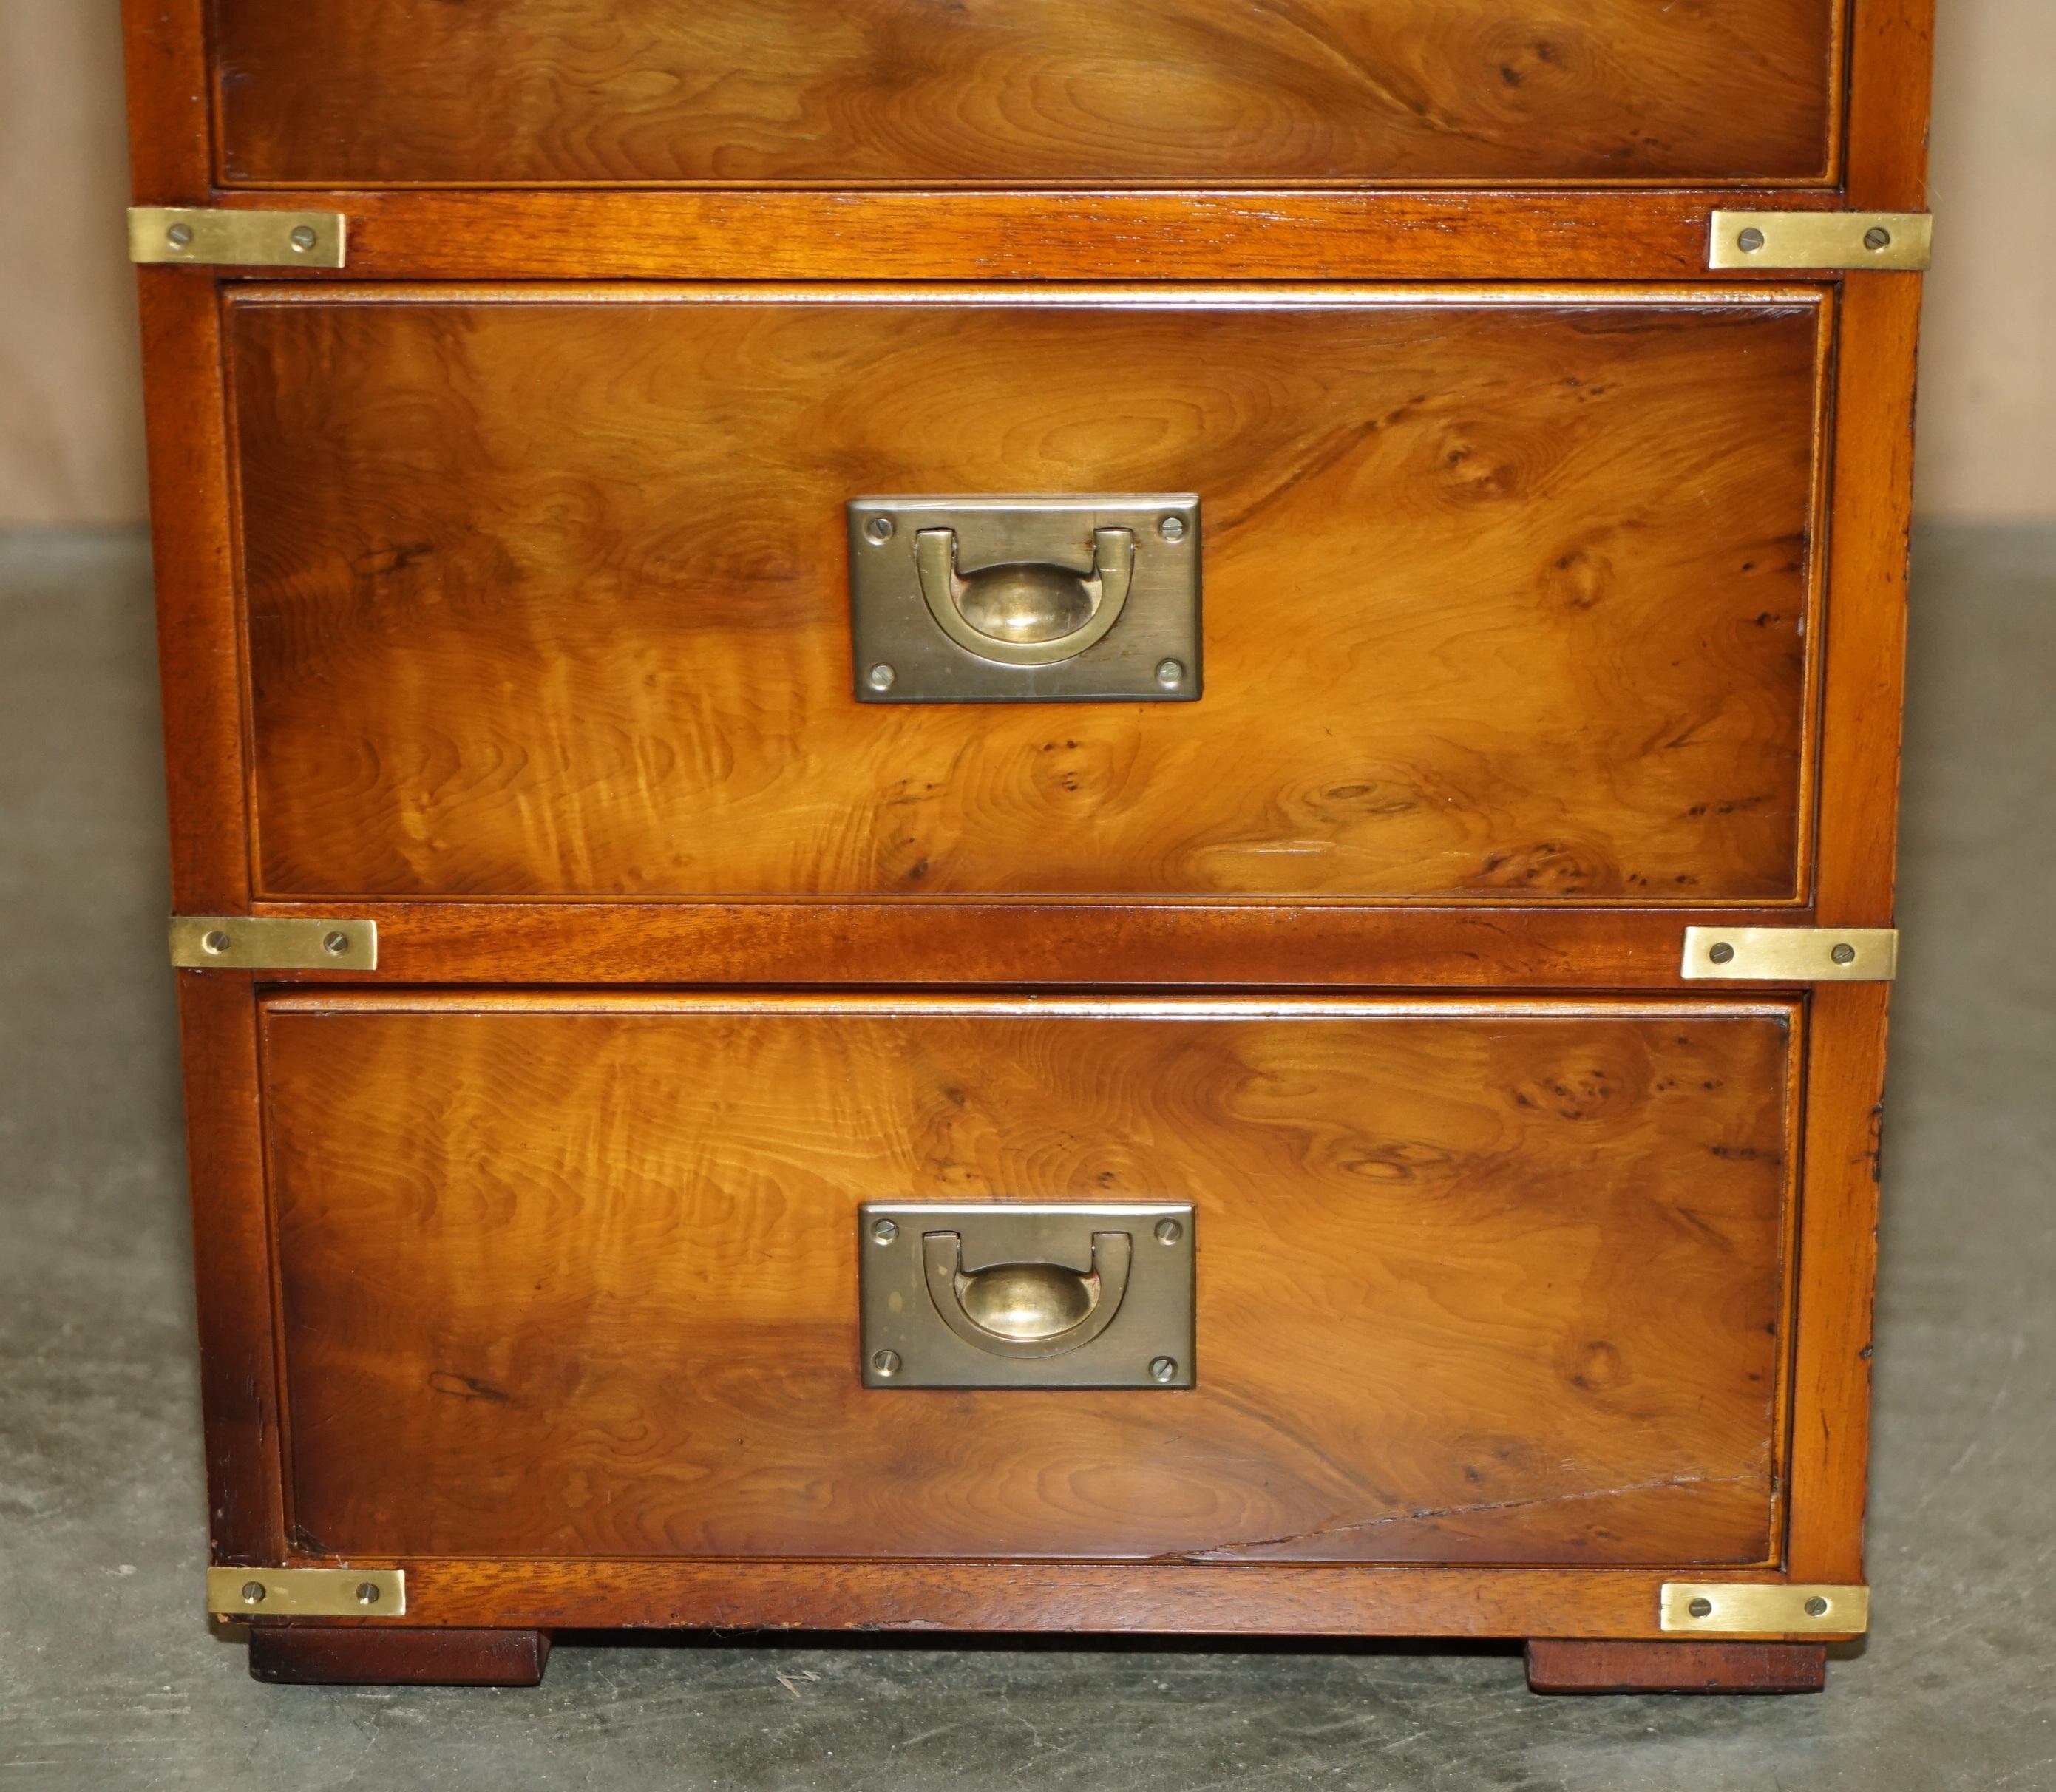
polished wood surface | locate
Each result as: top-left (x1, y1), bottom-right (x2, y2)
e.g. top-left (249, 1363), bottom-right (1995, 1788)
top-left (263, 995), bottom-right (1797, 1566)
top-left (325, 1561), bottom-right (1812, 1638)
top-left (231, 289), bottom-right (1825, 903)
top-left (1816, 277), bottom-right (1923, 929)
top-left (1524, 1639), bottom-right (1827, 1694)
top-left (120, 0), bottom-right (209, 202)
top-left (174, 974), bottom-right (282, 1564)
top-left (1783, 271), bottom-right (1926, 1586)
top-left (135, 275), bottom-right (246, 910)
top-left (1846, 0), bottom-right (1936, 212)
top-left (240, 900), bottom-right (1808, 989)
top-left (248, 1626), bottom-right (550, 1687)
top-left (121, 0), bottom-right (1934, 1663)
top-left (212, 0), bottom-right (1841, 189)
top-left (203, 190), bottom-right (1848, 286)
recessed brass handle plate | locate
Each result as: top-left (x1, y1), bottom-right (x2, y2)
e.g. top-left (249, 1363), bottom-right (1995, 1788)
top-left (849, 496), bottom-right (1200, 702)
top-left (1707, 210), bottom-right (1931, 271)
top-left (1660, 1583), bottom-right (1869, 1635)
top-left (206, 1567), bottom-right (406, 1618)
top-left (861, 1202), bottom-right (1195, 1388)
top-left (129, 206), bottom-right (347, 269)
top-left (1680, 926), bottom-right (1896, 982)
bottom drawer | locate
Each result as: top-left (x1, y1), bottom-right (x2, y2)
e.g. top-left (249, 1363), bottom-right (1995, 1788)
top-left (259, 993), bottom-right (1799, 1567)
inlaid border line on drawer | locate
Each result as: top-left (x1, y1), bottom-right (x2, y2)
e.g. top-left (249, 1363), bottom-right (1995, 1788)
top-left (258, 988), bottom-right (1803, 1019)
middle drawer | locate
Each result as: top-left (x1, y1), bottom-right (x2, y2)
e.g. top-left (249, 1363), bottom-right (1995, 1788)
top-left (228, 286), bottom-right (1828, 903)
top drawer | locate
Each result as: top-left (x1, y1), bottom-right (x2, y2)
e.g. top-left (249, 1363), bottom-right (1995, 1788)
top-left (211, 0), bottom-right (1844, 189)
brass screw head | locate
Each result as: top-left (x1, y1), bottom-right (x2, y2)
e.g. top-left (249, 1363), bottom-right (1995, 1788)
top-left (1804, 1595), bottom-right (1829, 1617)
top-left (1688, 1596), bottom-right (1714, 1618)
top-left (240, 1581), bottom-right (268, 1605)
top-left (1708, 941), bottom-right (1736, 965)
top-left (1155, 659), bottom-right (1185, 689)
top-left (202, 929), bottom-right (233, 955)
top-left (1153, 1218), bottom-right (1183, 1245)
top-left (289, 225), bottom-right (319, 253)
top-left (871, 1349), bottom-right (902, 1378)
top-left (356, 1582), bottom-right (381, 1606)
top-left (866, 662), bottom-right (896, 691)
top-left (869, 1218), bottom-right (899, 1245)
top-left (1831, 942), bottom-right (1857, 965)
top-left (1158, 515), bottom-right (1187, 543)
top-left (1737, 227), bottom-right (1766, 254)
top-left (1149, 1356), bottom-right (1178, 1383)
top-left (322, 931), bottom-right (350, 956)
top-left (1863, 227), bottom-right (1892, 252)
top-left (166, 223), bottom-right (194, 250)
top-left (865, 515), bottom-right (895, 543)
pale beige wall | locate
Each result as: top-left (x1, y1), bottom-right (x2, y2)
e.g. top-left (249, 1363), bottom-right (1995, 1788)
top-left (1915, 0), bottom-right (2056, 520)
top-left (0, 2), bottom-right (2048, 526)
top-left (0, 0), bottom-right (146, 527)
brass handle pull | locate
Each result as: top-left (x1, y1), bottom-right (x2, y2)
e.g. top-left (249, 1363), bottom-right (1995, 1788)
top-left (915, 526), bottom-right (1134, 667)
top-left (921, 1230), bottom-right (1133, 1360)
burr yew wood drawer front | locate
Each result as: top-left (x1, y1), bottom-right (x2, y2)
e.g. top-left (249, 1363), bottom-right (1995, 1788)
top-left (229, 287), bottom-right (1828, 903)
top-left (210, 0), bottom-right (1845, 189)
top-left (131, 0), bottom-right (1924, 1692)
top-left (260, 994), bottom-right (1799, 1567)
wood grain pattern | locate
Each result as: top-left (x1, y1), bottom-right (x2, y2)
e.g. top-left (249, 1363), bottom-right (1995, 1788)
top-left (1782, 271), bottom-right (1925, 1584)
top-left (1845, 0), bottom-right (1936, 210)
top-left (365, 1561), bottom-right (1819, 1638)
top-left (230, 288), bottom-right (1825, 903)
top-left (120, 0), bottom-right (209, 202)
top-left (362, 1561), bottom-right (1802, 1638)
top-left (208, 190), bottom-right (1847, 285)
top-left (1815, 275), bottom-right (1923, 929)
top-left (174, 974), bottom-right (282, 1563)
top-left (115, 0), bottom-right (1934, 1655)
top-left (211, 0), bottom-right (1842, 189)
top-left (241, 900), bottom-right (1808, 989)
top-left (262, 995), bottom-right (1797, 1566)
top-left (136, 274), bottom-right (248, 910)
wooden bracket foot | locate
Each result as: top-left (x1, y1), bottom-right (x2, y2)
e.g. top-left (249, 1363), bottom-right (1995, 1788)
top-left (1527, 1639), bottom-right (1828, 1694)
top-left (248, 1626), bottom-right (551, 1687)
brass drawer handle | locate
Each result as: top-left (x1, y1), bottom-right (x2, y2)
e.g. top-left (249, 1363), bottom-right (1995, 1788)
top-left (847, 495), bottom-right (1198, 703)
top-left (922, 1229), bottom-right (1133, 1360)
top-left (916, 526), bottom-right (1134, 668)
top-left (861, 1202), bottom-right (1192, 1388)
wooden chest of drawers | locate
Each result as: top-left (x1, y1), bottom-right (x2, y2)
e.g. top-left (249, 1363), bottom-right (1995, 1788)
top-left (124, 0), bottom-right (1930, 1693)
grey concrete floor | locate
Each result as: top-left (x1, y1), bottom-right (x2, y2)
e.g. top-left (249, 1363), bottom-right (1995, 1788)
top-left (0, 525), bottom-right (2051, 1790)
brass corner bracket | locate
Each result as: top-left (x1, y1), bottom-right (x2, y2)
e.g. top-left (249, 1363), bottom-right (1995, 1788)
top-left (129, 206), bottom-right (347, 269)
top-left (170, 916), bottom-right (378, 971)
top-left (1681, 926), bottom-right (1896, 982)
top-left (1709, 211), bottom-right (1931, 271)
top-left (1660, 1582), bottom-right (1868, 1635)
top-left (207, 1567), bottom-right (407, 1618)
